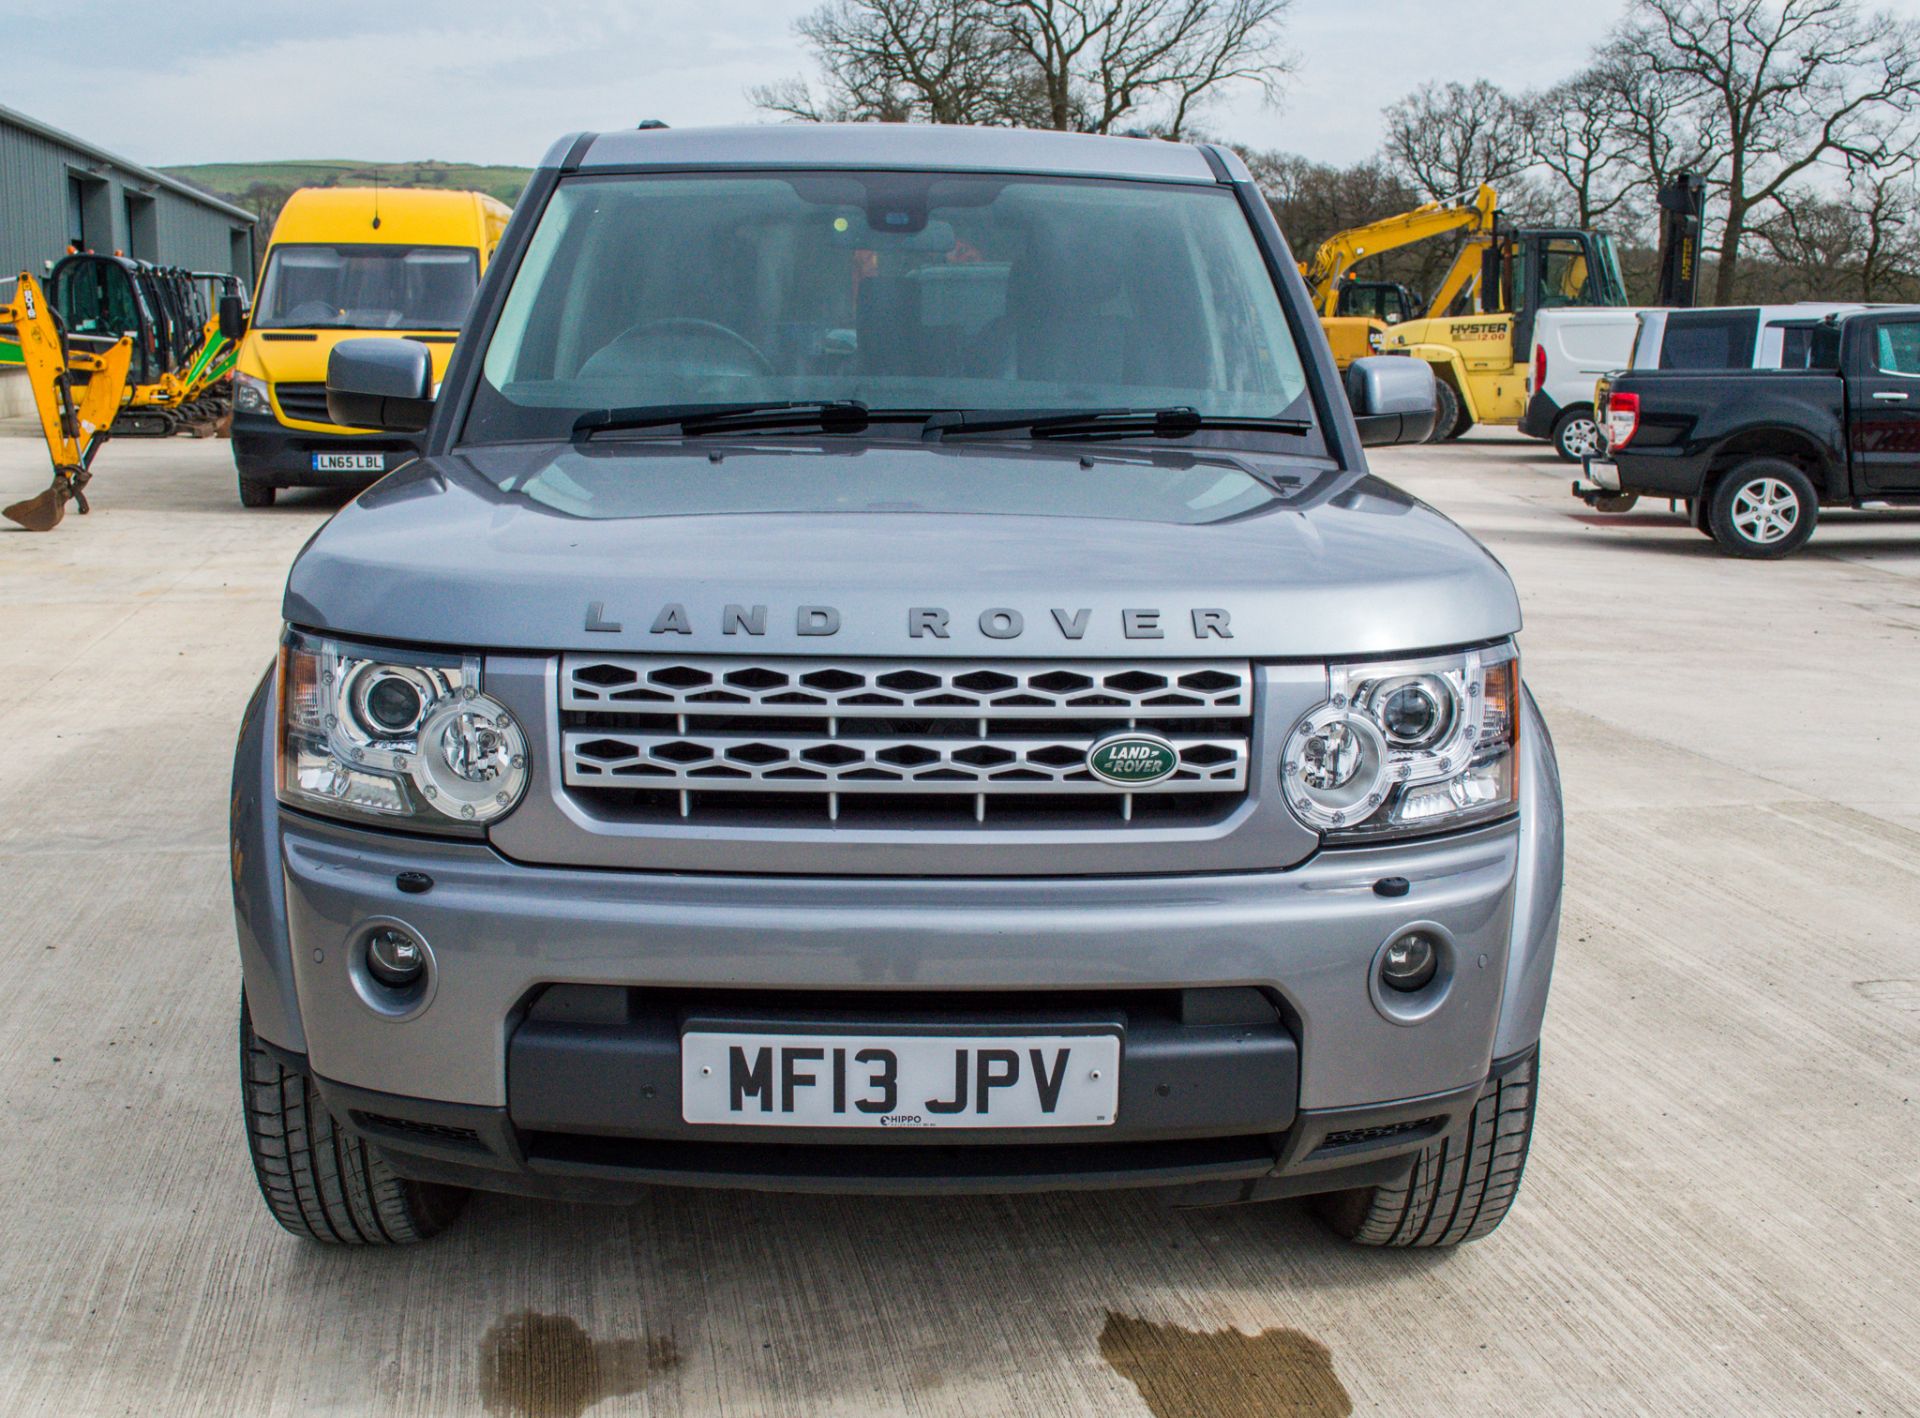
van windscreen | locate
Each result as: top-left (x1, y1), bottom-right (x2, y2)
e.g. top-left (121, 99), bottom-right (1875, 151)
top-left (253, 244), bottom-right (478, 331)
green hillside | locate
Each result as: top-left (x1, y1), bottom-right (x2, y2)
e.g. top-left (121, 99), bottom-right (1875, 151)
top-left (162, 161), bottom-right (533, 236)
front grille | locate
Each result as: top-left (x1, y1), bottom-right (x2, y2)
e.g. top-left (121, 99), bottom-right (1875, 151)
top-left (273, 382), bottom-right (332, 422)
top-left (559, 655), bottom-right (1254, 828)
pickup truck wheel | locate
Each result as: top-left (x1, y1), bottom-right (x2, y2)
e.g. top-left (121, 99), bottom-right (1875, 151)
top-left (237, 476), bottom-right (275, 508)
top-left (1591, 493), bottom-right (1639, 514)
top-left (1708, 460), bottom-right (1817, 558)
top-left (1425, 379), bottom-right (1460, 445)
top-left (1551, 407), bottom-right (1603, 462)
top-left (1315, 1053), bottom-right (1537, 1247)
top-left (240, 993), bottom-right (468, 1244)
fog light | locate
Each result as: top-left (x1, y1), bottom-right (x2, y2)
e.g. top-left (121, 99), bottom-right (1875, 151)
top-left (1380, 930), bottom-right (1439, 992)
top-left (366, 927), bottom-right (426, 988)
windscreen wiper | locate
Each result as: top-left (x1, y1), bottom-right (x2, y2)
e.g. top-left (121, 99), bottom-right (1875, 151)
top-left (572, 400), bottom-right (874, 440)
top-left (923, 407), bottom-right (1312, 442)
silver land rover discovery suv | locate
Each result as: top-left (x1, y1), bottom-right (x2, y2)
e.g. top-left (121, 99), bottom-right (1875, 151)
top-left (231, 124), bottom-right (1562, 1248)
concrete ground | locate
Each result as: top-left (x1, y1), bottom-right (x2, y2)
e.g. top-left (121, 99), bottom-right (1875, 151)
top-left (0, 423), bottom-right (1915, 1418)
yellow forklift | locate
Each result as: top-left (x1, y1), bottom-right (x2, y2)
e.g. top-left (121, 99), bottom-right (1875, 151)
top-left (1381, 219), bottom-right (1633, 440)
top-left (1, 259), bottom-right (246, 530)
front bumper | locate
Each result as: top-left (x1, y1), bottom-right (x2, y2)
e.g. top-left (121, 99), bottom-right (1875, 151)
top-left (231, 670), bottom-right (1564, 1199)
top-left (230, 410), bottom-right (423, 488)
top-left (284, 1043), bottom-right (1531, 1202)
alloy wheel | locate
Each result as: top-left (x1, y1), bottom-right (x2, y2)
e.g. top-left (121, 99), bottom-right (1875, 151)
top-left (1558, 417), bottom-right (1602, 460)
top-left (1730, 477), bottom-right (1800, 546)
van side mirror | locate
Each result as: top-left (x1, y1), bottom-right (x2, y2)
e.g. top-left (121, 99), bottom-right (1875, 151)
top-left (217, 293), bottom-right (247, 342)
top-left (1346, 356), bottom-right (1438, 446)
top-left (327, 338), bottom-right (434, 433)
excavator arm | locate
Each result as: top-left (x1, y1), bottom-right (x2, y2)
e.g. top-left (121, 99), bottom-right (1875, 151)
top-left (1, 273), bottom-right (133, 531)
top-left (1301, 185), bottom-right (1500, 317)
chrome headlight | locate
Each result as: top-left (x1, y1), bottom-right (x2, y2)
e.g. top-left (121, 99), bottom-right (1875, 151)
top-left (277, 630), bottom-right (529, 835)
top-left (1282, 644), bottom-right (1518, 840)
top-left (231, 371), bottom-right (269, 415)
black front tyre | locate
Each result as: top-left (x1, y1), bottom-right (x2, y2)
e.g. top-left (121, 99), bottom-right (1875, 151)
top-left (1707, 459), bottom-right (1817, 559)
top-left (1316, 1053), bottom-right (1537, 1247)
top-left (238, 475), bottom-right (275, 508)
top-left (1550, 406), bottom-right (1603, 463)
top-left (240, 993), bottom-right (468, 1244)
top-left (1425, 378), bottom-right (1460, 445)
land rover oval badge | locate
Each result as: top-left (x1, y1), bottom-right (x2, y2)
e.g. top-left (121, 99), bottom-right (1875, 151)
top-left (1086, 732), bottom-right (1180, 787)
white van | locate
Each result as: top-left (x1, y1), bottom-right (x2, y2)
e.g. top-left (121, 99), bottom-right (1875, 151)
top-left (1520, 303), bottom-right (1868, 461)
top-left (1519, 308), bottom-right (1638, 460)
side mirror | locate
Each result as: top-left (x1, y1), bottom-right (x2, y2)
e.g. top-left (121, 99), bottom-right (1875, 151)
top-left (1347, 356), bottom-right (1438, 447)
top-left (326, 338), bottom-right (434, 433)
top-left (217, 293), bottom-right (247, 342)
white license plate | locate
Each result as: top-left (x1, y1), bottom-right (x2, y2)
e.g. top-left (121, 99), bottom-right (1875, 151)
top-left (681, 1031), bottom-right (1120, 1129)
top-left (311, 452), bottom-right (385, 472)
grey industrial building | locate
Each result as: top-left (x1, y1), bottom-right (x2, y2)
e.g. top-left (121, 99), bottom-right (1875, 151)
top-left (0, 102), bottom-right (255, 283)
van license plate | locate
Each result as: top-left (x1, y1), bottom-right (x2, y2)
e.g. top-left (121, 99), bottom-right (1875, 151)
top-left (681, 1031), bottom-right (1120, 1128)
top-left (312, 453), bottom-right (384, 472)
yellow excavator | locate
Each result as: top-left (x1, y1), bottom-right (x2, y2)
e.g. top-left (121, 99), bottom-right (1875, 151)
top-left (1, 259), bottom-right (247, 530)
top-left (1302, 185), bottom-right (1501, 370)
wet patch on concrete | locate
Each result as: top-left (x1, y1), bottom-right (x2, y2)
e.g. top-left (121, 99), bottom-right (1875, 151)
top-left (1099, 1311), bottom-right (1352, 1418)
top-left (478, 1311), bottom-right (678, 1418)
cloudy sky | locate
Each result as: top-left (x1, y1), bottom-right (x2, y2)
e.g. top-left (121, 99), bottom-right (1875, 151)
top-left (11, 0), bottom-right (1920, 169)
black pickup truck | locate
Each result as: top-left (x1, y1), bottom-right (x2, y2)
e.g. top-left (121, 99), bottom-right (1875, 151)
top-left (1577, 306), bottom-right (1920, 557)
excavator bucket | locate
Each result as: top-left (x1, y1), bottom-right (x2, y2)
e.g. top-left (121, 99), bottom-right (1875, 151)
top-left (4, 470), bottom-right (83, 531)
top-left (4, 486), bottom-right (67, 532)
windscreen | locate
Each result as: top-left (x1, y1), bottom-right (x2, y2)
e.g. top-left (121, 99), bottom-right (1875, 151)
top-left (468, 171), bottom-right (1312, 443)
top-left (254, 244), bottom-right (478, 330)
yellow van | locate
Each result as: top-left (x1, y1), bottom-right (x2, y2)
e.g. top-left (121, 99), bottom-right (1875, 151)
top-left (229, 186), bottom-right (510, 506)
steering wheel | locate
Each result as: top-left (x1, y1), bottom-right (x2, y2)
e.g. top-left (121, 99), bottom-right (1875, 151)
top-left (594, 317), bottom-right (774, 378)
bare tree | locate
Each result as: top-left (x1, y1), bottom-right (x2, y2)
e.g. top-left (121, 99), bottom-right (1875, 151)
top-left (1756, 166), bottom-right (1920, 298)
top-left (1382, 79), bottom-right (1533, 199)
top-left (1587, 44), bottom-right (1724, 200)
top-left (757, 0), bottom-right (1293, 136)
top-left (1615, 0), bottom-right (1920, 302)
top-left (751, 0), bottom-right (1029, 125)
top-left (1520, 72), bottom-right (1648, 228)
top-left (992, 0), bottom-right (1292, 137)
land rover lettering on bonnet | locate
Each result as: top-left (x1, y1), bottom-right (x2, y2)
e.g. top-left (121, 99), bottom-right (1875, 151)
top-left (231, 124), bottom-right (1561, 1251)
top-left (582, 602), bottom-right (1237, 640)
